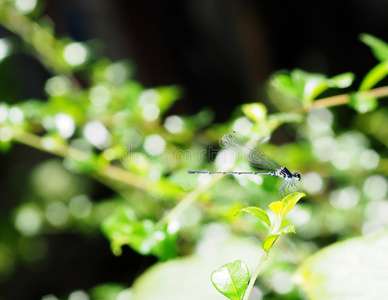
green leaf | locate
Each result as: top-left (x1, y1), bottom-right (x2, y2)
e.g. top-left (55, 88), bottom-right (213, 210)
top-left (280, 224), bottom-right (296, 234)
top-left (272, 69), bottom-right (353, 104)
top-left (269, 192), bottom-right (306, 217)
top-left (262, 234), bottom-right (279, 255)
top-left (349, 93), bottom-right (378, 113)
top-left (271, 73), bottom-right (300, 98)
top-left (280, 192), bottom-right (306, 217)
top-left (156, 86), bottom-right (182, 114)
top-left (211, 260), bottom-right (249, 300)
top-left (241, 103), bottom-right (267, 123)
top-left (235, 206), bottom-right (271, 227)
top-left (327, 72), bottom-right (355, 88)
top-left (359, 61), bottom-right (388, 91)
top-left (101, 207), bottom-right (178, 261)
top-left (360, 33), bottom-right (388, 61)
top-left (296, 231), bottom-right (388, 300)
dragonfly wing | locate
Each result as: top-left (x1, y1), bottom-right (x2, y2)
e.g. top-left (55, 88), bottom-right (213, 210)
top-left (220, 131), bottom-right (281, 171)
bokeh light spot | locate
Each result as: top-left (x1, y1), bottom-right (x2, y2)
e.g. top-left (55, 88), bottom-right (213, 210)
top-left (164, 115), bottom-right (184, 134)
top-left (45, 76), bottom-right (72, 96)
top-left (0, 38), bottom-right (11, 60)
top-left (15, 0), bottom-right (37, 14)
top-left (84, 121), bottom-right (111, 149)
top-left (144, 134), bottom-right (166, 156)
top-left (68, 290), bottom-right (89, 300)
top-left (233, 117), bottom-right (253, 136)
top-left (69, 195), bottom-right (92, 218)
top-left (89, 85), bottom-right (111, 107)
top-left (360, 149), bottom-right (379, 170)
top-left (9, 107), bottom-right (24, 124)
top-left (15, 206), bottom-right (42, 236)
top-left (46, 202), bottom-right (69, 227)
top-left (302, 172), bottom-right (323, 194)
top-left (63, 43), bottom-right (88, 66)
top-left (142, 103), bottom-right (160, 122)
top-left (329, 186), bottom-right (360, 210)
top-left (363, 175), bottom-right (387, 200)
top-left (54, 113), bottom-right (75, 138)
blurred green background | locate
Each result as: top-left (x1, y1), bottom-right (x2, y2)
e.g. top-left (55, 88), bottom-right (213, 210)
top-left (1, 1), bottom-right (388, 300)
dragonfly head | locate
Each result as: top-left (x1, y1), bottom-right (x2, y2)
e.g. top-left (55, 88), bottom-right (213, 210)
top-left (293, 172), bottom-right (301, 181)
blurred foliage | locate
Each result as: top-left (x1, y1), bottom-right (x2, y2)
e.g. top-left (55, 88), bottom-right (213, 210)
top-left (1, 1), bottom-right (388, 300)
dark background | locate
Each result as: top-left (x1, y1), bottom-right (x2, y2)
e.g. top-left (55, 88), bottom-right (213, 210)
top-left (2, 0), bottom-right (388, 298)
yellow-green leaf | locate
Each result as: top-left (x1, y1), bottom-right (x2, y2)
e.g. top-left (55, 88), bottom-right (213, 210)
top-left (241, 103), bottom-right (267, 123)
top-left (235, 206), bottom-right (271, 227)
top-left (262, 234), bottom-right (279, 254)
top-left (280, 224), bottom-right (296, 234)
top-left (280, 192), bottom-right (306, 217)
top-left (269, 201), bottom-right (283, 215)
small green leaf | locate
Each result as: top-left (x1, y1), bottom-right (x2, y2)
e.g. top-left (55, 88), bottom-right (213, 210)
top-left (211, 260), bottom-right (249, 300)
top-left (349, 93), bottom-right (378, 113)
top-left (262, 234), bottom-right (279, 254)
top-left (241, 103), bottom-right (267, 123)
top-left (280, 192), bottom-right (306, 217)
top-left (327, 72), bottom-right (355, 88)
top-left (359, 61), bottom-right (388, 91)
top-left (360, 33), bottom-right (388, 61)
top-left (271, 73), bottom-right (299, 98)
top-left (280, 224), bottom-right (296, 234)
top-left (235, 206), bottom-right (271, 227)
top-left (101, 207), bottom-right (178, 261)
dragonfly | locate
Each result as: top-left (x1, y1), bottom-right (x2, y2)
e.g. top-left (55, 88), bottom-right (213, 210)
top-left (187, 131), bottom-right (301, 197)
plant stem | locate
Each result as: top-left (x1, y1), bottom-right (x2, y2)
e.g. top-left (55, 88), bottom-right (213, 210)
top-left (242, 251), bottom-right (267, 300)
top-left (296, 85), bottom-right (388, 113)
top-left (7, 126), bottom-right (149, 191)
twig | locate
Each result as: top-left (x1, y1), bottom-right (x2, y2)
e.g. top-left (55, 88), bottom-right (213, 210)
top-left (8, 127), bottom-right (149, 191)
top-left (295, 85), bottom-right (388, 113)
top-left (242, 251), bottom-right (267, 300)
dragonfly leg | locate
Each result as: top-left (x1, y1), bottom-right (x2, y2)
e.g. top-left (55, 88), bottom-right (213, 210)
top-left (278, 182), bottom-right (286, 198)
top-left (291, 180), bottom-right (300, 192)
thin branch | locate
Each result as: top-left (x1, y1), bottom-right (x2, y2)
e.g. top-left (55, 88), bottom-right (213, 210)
top-left (242, 251), bottom-right (267, 300)
top-left (296, 85), bottom-right (388, 113)
top-left (8, 127), bottom-right (149, 191)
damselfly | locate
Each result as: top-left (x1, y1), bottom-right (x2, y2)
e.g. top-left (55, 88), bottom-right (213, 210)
top-left (187, 131), bottom-right (301, 197)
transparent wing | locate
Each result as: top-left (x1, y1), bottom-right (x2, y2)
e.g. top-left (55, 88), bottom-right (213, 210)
top-left (219, 131), bottom-right (281, 171)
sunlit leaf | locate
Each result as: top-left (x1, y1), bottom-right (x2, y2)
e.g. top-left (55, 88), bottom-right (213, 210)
top-left (101, 207), bottom-right (178, 261)
top-left (360, 33), bottom-right (388, 62)
top-left (327, 72), bottom-right (355, 88)
top-left (359, 61), bottom-right (388, 91)
top-left (296, 231), bottom-right (388, 300)
top-left (241, 103), bottom-right (267, 123)
top-left (211, 260), bottom-right (249, 300)
top-left (271, 73), bottom-right (299, 98)
top-left (156, 86), bottom-right (182, 114)
top-left (262, 234), bottom-right (279, 254)
top-left (235, 206), bottom-right (271, 227)
top-left (279, 192), bottom-right (306, 217)
top-left (349, 92), bottom-right (378, 113)
top-left (269, 201), bottom-right (283, 215)
top-left (280, 224), bottom-right (296, 234)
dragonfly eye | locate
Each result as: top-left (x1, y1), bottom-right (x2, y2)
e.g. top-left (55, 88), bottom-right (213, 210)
top-left (293, 172), bottom-right (301, 181)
